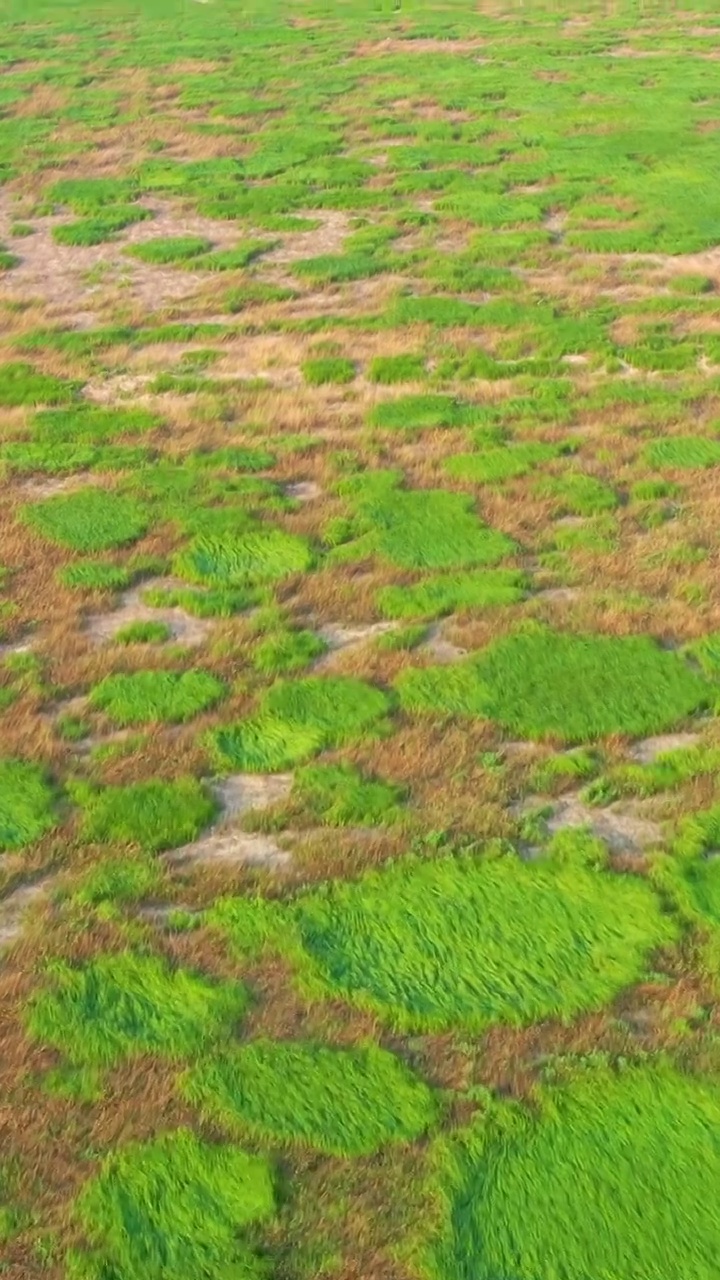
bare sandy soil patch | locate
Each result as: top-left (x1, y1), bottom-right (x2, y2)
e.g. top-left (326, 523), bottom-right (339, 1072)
top-left (83, 578), bottom-right (213, 647)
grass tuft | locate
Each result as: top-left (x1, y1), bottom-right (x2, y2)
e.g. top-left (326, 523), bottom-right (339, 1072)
top-left (27, 951), bottom-right (247, 1066)
top-left (89, 669), bottom-right (226, 726)
top-left (68, 1129), bottom-right (274, 1280)
top-left (183, 1039), bottom-right (436, 1156)
top-left (0, 758), bottom-right (57, 852)
top-left (397, 628), bottom-right (708, 743)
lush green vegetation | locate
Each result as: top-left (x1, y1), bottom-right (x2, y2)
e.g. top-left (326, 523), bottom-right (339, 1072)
top-left (183, 1040), bottom-right (437, 1155)
top-left (397, 629), bottom-right (709, 742)
top-left (24, 489), bottom-right (149, 552)
top-left (425, 1064), bottom-right (720, 1280)
top-left (290, 845), bottom-right (674, 1031)
top-left (26, 951), bottom-right (247, 1066)
top-left (68, 1129), bottom-right (274, 1280)
top-left (74, 777), bottom-right (217, 851)
top-left (89, 669), bottom-right (227, 725)
top-left (0, 759), bottom-right (58, 851)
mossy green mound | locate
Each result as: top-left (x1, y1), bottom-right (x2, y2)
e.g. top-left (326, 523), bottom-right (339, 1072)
top-left (292, 849), bottom-right (674, 1032)
top-left (397, 628), bottom-right (708, 743)
top-left (0, 758), bottom-right (58, 852)
top-left (338, 473), bottom-right (515, 570)
top-left (174, 529), bottom-right (313, 586)
top-left (184, 1039), bottom-right (437, 1155)
top-left (68, 1129), bottom-right (274, 1280)
top-left (209, 676), bottom-right (390, 772)
top-left (75, 777), bottom-right (217, 852)
top-left (24, 488), bottom-right (148, 552)
top-left (377, 570), bottom-right (526, 620)
top-left (293, 761), bottom-right (405, 826)
top-left (428, 1064), bottom-right (720, 1280)
top-left (89, 669), bottom-right (226, 725)
top-left (26, 951), bottom-right (247, 1066)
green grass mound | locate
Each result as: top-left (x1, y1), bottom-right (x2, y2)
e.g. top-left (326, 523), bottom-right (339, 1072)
top-left (142, 584), bottom-right (252, 618)
top-left (302, 357), bottom-right (355, 385)
top-left (645, 435), bottom-right (720, 470)
top-left (58, 560), bottom-right (132, 591)
top-left (293, 846), bottom-right (675, 1032)
top-left (339, 475), bottom-right (515, 571)
top-left (89, 670), bottom-right (226, 726)
top-left (75, 777), bottom-right (217, 852)
top-left (293, 761), bottom-right (405, 826)
top-left (397, 628), bottom-right (708, 743)
top-left (0, 758), bottom-right (57, 852)
top-left (209, 677), bottom-right (390, 772)
top-left (174, 529), bottom-right (313, 587)
top-left (24, 489), bottom-right (148, 552)
top-left (535, 472), bottom-right (618, 517)
top-left (26, 951), bottom-right (247, 1066)
top-left (49, 176), bottom-right (139, 213)
top-left (72, 855), bottom-right (161, 907)
top-left (67, 1129), bottom-right (274, 1280)
top-left (368, 354), bottom-right (426, 384)
top-left (34, 405), bottom-right (160, 441)
top-left (114, 620), bottom-right (171, 645)
top-left (429, 1063), bottom-right (720, 1280)
top-left (252, 628), bottom-right (327, 675)
top-left (192, 242), bottom-right (274, 271)
top-left (292, 252), bottom-right (385, 284)
top-left (368, 394), bottom-right (480, 432)
top-left (53, 206), bottom-right (149, 246)
top-left (183, 1040), bottom-right (436, 1156)
top-left (377, 570), bottom-right (527, 620)
top-left (445, 442), bottom-right (563, 486)
top-left (0, 362), bottom-right (77, 407)
top-left (0, 440), bottom-right (150, 475)
top-left (126, 235), bottom-right (212, 264)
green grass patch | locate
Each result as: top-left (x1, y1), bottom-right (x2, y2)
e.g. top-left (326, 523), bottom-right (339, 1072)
top-left (368, 394), bottom-right (480, 432)
top-left (142, 584), bottom-right (253, 618)
top-left (24, 489), bottom-right (148, 552)
top-left (89, 669), bottom-right (226, 726)
top-left (293, 253), bottom-right (385, 285)
top-left (293, 844), bottom-right (673, 1032)
top-left (71, 855), bottom-right (161, 907)
top-left (27, 950), bottom-right (246, 1066)
top-left (426, 1063), bottom-right (720, 1280)
top-left (292, 761), bottom-right (405, 826)
top-left (174, 529), bottom-right (313, 587)
top-left (114, 620), bottom-right (172, 645)
top-left (183, 1039), bottom-right (436, 1156)
top-left (368, 354), bottom-right (426, 383)
top-left (534, 472), bottom-right (618, 517)
top-left (57, 560), bottom-right (132, 592)
top-left (34, 405), bottom-right (160, 441)
top-left (67, 1129), bottom-right (274, 1280)
top-left (53, 205), bottom-right (150, 246)
top-left (209, 676), bottom-right (390, 772)
top-left (252, 628), bottom-right (327, 676)
top-left (126, 236), bottom-right (212, 264)
top-left (397, 627), bottom-right (708, 743)
top-left (74, 777), bottom-right (217, 852)
top-left (0, 758), bottom-right (57, 852)
top-left (192, 241), bottom-right (275, 271)
top-left (302, 357), bottom-right (355, 385)
top-left (376, 570), bottom-right (527, 620)
top-left (0, 362), bottom-right (78, 407)
top-left (445, 442), bottom-right (565, 486)
top-left (337, 474), bottom-right (515, 570)
top-left (48, 176), bottom-right (139, 213)
top-left (645, 435), bottom-right (720, 470)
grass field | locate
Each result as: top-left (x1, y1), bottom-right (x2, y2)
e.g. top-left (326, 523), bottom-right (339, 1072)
top-left (2, 1), bottom-right (720, 1276)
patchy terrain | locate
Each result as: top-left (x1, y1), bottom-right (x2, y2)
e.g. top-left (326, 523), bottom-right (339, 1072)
top-left (2, 1), bottom-right (720, 1277)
